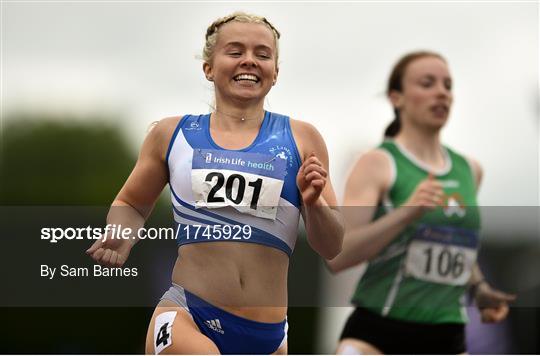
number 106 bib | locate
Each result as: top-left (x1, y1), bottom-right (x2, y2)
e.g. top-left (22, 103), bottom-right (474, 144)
top-left (191, 149), bottom-right (287, 220)
top-left (404, 225), bottom-right (479, 286)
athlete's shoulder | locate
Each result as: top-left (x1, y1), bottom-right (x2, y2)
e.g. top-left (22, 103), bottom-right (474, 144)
top-left (288, 118), bottom-right (327, 160)
top-left (149, 116), bottom-right (183, 135)
top-left (348, 148), bottom-right (395, 192)
top-left (288, 117), bottom-right (317, 133)
top-left (359, 148), bottom-right (394, 168)
top-left (288, 118), bottom-right (325, 145)
top-left (465, 155), bottom-right (483, 188)
top-left (145, 116), bottom-right (183, 161)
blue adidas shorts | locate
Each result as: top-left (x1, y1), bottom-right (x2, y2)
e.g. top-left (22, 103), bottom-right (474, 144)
top-left (158, 283), bottom-right (288, 354)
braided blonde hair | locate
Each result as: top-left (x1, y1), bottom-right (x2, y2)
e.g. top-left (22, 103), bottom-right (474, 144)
top-left (202, 12), bottom-right (281, 65)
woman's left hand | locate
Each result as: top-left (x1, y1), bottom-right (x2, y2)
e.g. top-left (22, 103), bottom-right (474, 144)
top-left (296, 152), bottom-right (328, 206)
top-left (475, 282), bottom-right (516, 323)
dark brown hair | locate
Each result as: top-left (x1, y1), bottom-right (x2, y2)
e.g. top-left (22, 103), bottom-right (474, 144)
top-left (384, 51), bottom-right (446, 138)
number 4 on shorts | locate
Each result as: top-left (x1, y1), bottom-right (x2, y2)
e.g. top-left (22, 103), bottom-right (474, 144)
top-left (154, 311), bottom-right (177, 354)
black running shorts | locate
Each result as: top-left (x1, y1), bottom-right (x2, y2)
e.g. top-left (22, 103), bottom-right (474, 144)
top-left (340, 307), bottom-right (466, 354)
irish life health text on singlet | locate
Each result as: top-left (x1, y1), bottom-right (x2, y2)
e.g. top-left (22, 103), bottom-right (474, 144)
top-left (166, 112), bottom-right (302, 257)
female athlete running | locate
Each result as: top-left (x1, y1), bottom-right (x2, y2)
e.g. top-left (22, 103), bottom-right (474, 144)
top-left (87, 12), bottom-right (343, 355)
top-left (328, 51), bottom-right (515, 354)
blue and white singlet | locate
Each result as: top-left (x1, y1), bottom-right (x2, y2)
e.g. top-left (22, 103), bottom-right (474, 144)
top-left (166, 111), bottom-right (302, 257)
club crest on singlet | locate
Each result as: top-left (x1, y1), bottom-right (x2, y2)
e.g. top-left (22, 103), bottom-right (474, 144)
top-left (443, 193), bottom-right (466, 218)
top-left (191, 149), bottom-right (287, 220)
top-left (269, 145), bottom-right (295, 175)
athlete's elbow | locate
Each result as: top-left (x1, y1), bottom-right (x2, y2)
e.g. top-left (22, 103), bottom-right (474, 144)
top-left (330, 241), bottom-right (343, 260)
top-left (318, 240), bottom-right (343, 260)
top-left (331, 229), bottom-right (345, 259)
top-left (325, 257), bottom-right (344, 274)
top-left (325, 243), bottom-right (371, 273)
top-left (307, 229), bottom-right (343, 260)
top-left (326, 232), bottom-right (344, 260)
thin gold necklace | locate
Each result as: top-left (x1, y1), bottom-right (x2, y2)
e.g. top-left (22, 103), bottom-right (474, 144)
top-left (213, 108), bottom-right (265, 122)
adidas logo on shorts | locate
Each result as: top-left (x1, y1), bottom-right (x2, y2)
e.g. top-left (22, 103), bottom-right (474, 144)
top-left (205, 319), bottom-right (224, 334)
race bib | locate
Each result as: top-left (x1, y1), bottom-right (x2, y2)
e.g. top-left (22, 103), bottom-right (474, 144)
top-left (191, 149), bottom-right (287, 220)
top-left (404, 225), bottom-right (479, 286)
top-left (154, 311), bottom-right (177, 354)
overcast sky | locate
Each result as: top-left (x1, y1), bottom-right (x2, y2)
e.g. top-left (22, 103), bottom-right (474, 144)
top-left (3, 1), bottom-right (538, 207)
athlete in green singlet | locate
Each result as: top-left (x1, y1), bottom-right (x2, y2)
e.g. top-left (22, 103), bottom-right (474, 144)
top-left (327, 51), bottom-right (516, 354)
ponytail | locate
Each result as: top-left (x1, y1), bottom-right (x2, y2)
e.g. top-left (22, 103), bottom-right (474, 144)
top-left (384, 109), bottom-right (401, 138)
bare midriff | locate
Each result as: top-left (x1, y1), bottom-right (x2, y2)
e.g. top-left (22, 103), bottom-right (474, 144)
top-left (172, 242), bottom-right (289, 323)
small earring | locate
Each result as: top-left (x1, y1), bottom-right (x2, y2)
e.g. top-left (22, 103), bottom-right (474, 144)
top-left (207, 76), bottom-right (214, 82)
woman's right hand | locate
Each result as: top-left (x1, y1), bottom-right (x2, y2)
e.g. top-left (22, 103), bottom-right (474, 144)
top-left (83, 118), bottom-right (175, 268)
top-left (86, 233), bottom-right (135, 268)
top-left (403, 173), bottom-right (444, 220)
